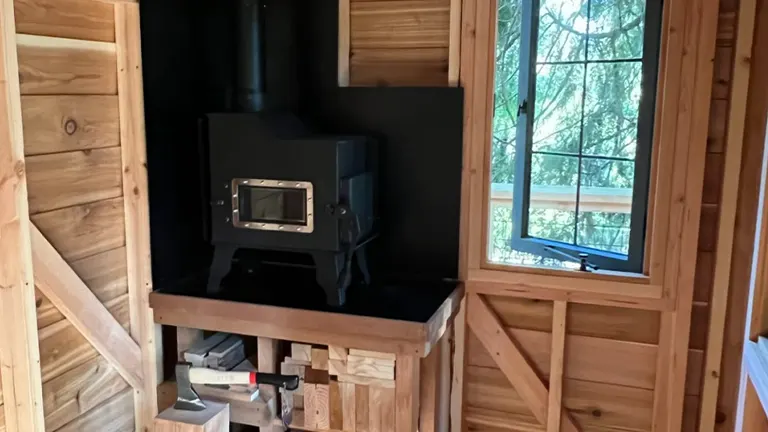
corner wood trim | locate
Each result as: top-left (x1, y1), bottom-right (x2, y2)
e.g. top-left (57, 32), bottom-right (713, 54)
top-left (30, 223), bottom-right (144, 390)
top-left (466, 293), bottom-right (581, 432)
top-left (115, 2), bottom-right (160, 431)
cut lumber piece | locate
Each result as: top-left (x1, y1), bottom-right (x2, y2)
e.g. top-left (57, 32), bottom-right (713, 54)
top-left (183, 333), bottom-right (228, 367)
top-left (176, 328), bottom-right (204, 362)
top-left (346, 355), bottom-right (395, 380)
top-left (341, 382), bottom-right (356, 431)
top-left (31, 224), bottom-right (143, 390)
top-left (292, 343), bottom-right (313, 362)
top-left (285, 357), bottom-right (311, 367)
top-left (26, 147), bottom-right (122, 214)
top-left (305, 368), bottom-right (331, 385)
top-left (21, 95), bottom-right (119, 156)
top-left (281, 362), bottom-right (307, 395)
top-left (350, 0), bottom-right (450, 49)
top-left (467, 294), bottom-right (579, 432)
top-left (419, 340), bottom-right (439, 432)
top-left (337, 373), bottom-right (395, 389)
top-left (329, 359), bottom-right (347, 376)
top-left (193, 384), bottom-right (259, 403)
top-left (154, 401), bottom-right (229, 432)
top-left (36, 246), bottom-right (128, 329)
top-left (31, 197), bottom-right (125, 262)
top-left (55, 388), bottom-right (134, 432)
top-left (14, 0), bottom-right (115, 42)
top-left (330, 380), bottom-right (343, 430)
top-left (329, 345), bottom-right (349, 361)
top-left (312, 348), bottom-right (330, 371)
top-left (547, 301), bottom-right (567, 432)
top-left (368, 386), bottom-right (395, 432)
top-left (16, 34), bottom-right (117, 95)
top-left (256, 337), bottom-right (279, 431)
top-left (355, 384), bottom-right (369, 432)
top-left (208, 335), bottom-right (244, 369)
top-left (395, 355), bottom-right (419, 432)
top-left (348, 349), bottom-right (396, 361)
top-left (38, 294), bottom-right (129, 383)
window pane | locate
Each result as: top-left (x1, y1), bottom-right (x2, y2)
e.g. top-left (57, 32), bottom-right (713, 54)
top-left (528, 154), bottom-right (579, 243)
top-left (532, 64), bottom-right (584, 154)
top-left (537, 0), bottom-right (587, 63)
top-left (587, 0), bottom-right (646, 60)
top-left (576, 158), bottom-right (635, 253)
top-left (583, 61), bottom-right (642, 158)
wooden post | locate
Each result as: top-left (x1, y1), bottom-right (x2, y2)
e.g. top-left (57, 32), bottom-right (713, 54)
top-left (0, 0), bottom-right (45, 430)
top-left (154, 401), bottom-right (230, 432)
top-left (115, 3), bottom-right (160, 430)
top-left (258, 337), bottom-right (280, 431)
top-left (395, 355), bottom-right (420, 432)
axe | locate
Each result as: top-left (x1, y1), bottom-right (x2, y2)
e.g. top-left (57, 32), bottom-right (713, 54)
top-left (175, 363), bottom-right (299, 423)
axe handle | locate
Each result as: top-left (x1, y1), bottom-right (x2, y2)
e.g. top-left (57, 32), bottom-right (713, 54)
top-left (189, 368), bottom-right (255, 385)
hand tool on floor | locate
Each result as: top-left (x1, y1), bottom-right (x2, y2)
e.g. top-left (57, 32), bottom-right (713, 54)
top-left (175, 363), bottom-right (300, 416)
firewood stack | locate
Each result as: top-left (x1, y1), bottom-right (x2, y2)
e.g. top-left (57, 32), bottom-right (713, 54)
top-left (281, 343), bottom-right (397, 431)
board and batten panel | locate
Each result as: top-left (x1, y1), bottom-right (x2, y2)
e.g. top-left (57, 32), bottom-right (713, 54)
top-left (12, 0), bottom-right (140, 430)
top-left (348, 0), bottom-right (451, 86)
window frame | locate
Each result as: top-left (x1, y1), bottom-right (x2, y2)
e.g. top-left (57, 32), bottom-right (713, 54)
top-left (458, 0), bottom-right (718, 308)
top-left (508, 0), bottom-right (665, 273)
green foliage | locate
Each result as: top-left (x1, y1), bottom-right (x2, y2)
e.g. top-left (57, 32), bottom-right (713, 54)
top-left (489, 0), bottom-right (648, 265)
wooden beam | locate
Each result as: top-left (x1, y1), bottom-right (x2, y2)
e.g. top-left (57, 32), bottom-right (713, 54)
top-left (699, 0), bottom-right (758, 428)
top-left (115, 3), bottom-right (159, 432)
top-left (546, 301), bottom-right (567, 432)
top-left (257, 337), bottom-right (280, 432)
top-left (447, 0), bottom-right (461, 86)
top-left (395, 355), bottom-right (420, 432)
top-left (30, 223), bottom-right (144, 390)
top-left (0, 0), bottom-right (45, 428)
top-left (338, 0), bottom-right (350, 87)
top-left (466, 294), bottom-right (579, 432)
top-left (449, 298), bottom-right (466, 432)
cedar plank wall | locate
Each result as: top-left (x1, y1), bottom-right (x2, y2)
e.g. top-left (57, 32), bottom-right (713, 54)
top-left (0, 0), bottom-right (135, 430)
top-left (347, 0), bottom-right (451, 86)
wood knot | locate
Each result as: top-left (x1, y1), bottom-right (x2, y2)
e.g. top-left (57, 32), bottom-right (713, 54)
top-left (711, 370), bottom-right (719, 378)
top-left (35, 297), bottom-right (43, 308)
top-left (715, 411), bottom-right (726, 424)
top-left (64, 119), bottom-right (78, 135)
top-left (14, 160), bottom-right (25, 178)
top-left (81, 149), bottom-right (92, 156)
top-left (591, 409), bottom-right (602, 418)
top-left (133, 186), bottom-right (140, 196)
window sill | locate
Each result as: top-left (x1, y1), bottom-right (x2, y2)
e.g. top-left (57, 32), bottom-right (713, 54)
top-left (467, 265), bottom-right (669, 311)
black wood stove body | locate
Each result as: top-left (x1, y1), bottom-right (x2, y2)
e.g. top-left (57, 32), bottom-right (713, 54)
top-left (204, 0), bottom-right (375, 306)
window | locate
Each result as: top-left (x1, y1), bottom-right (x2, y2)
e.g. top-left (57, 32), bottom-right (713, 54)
top-left (489, 0), bottom-right (662, 272)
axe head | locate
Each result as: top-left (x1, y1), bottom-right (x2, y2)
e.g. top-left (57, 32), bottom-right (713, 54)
top-left (175, 363), bottom-right (206, 412)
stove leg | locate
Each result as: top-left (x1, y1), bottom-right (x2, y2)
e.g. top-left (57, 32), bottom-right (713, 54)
top-left (312, 252), bottom-right (347, 307)
top-left (207, 243), bottom-right (237, 296)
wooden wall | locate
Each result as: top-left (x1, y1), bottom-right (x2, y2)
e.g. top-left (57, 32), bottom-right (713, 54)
top-left (0, 0), bottom-right (155, 430)
top-left (340, 0), bottom-right (459, 87)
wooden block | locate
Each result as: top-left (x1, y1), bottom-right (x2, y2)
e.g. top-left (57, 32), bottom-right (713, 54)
top-left (312, 348), bottom-right (330, 371)
top-left (14, 0), bottom-right (116, 42)
top-left (193, 384), bottom-right (259, 403)
top-left (329, 359), bottom-right (347, 376)
top-left (184, 333), bottom-right (228, 367)
top-left (285, 357), bottom-right (311, 367)
top-left (209, 335), bottom-right (244, 360)
top-left (330, 380), bottom-right (343, 430)
top-left (348, 349), bottom-right (396, 361)
top-left (369, 387), bottom-right (395, 432)
top-left (294, 392), bottom-right (304, 410)
top-left (346, 355), bottom-right (395, 380)
top-left (305, 368), bottom-right (331, 385)
top-left (305, 384), bottom-right (318, 428)
top-left (341, 382), bottom-right (356, 431)
top-left (176, 328), bottom-right (204, 362)
top-left (337, 373), bottom-right (395, 389)
top-left (154, 401), bottom-right (230, 432)
top-left (329, 345), bottom-right (349, 361)
top-left (281, 362), bottom-right (307, 395)
top-left (292, 343), bottom-right (312, 362)
top-left (315, 384), bottom-right (331, 430)
top-left (356, 385), bottom-right (369, 432)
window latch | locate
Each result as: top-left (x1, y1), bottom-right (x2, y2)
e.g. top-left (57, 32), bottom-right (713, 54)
top-left (517, 99), bottom-right (528, 117)
top-left (544, 246), bottom-right (600, 272)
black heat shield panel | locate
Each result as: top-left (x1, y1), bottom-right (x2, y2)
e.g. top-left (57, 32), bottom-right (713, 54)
top-left (294, 0), bottom-right (464, 284)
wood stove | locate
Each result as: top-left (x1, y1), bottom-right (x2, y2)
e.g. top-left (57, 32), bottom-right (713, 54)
top-left (204, 0), bottom-right (375, 306)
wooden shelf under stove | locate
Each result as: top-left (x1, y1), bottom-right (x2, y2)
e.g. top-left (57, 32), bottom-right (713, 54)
top-left (149, 285), bottom-right (463, 357)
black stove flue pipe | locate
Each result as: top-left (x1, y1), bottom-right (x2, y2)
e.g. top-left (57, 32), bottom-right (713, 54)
top-left (236, 0), bottom-right (265, 112)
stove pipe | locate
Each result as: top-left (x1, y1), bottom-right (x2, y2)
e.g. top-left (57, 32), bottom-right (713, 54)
top-left (236, 0), bottom-right (265, 112)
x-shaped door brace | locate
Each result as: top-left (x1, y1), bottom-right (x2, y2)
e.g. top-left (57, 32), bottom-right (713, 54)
top-left (466, 293), bottom-right (581, 432)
